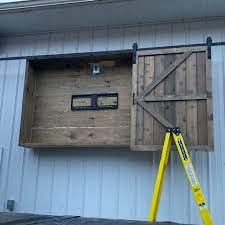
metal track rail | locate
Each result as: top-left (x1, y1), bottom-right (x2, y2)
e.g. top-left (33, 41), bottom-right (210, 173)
top-left (1, 36), bottom-right (225, 61)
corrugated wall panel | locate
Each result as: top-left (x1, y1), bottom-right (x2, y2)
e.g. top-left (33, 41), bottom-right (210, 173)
top-left (0, 19), bottom-right (225, 225)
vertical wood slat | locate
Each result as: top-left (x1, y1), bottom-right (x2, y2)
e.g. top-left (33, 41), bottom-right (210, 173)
top-left (206, 51), bottom-right (213, 149)
top-left (196, 52), bottom-right (207, 145)
top-left (143, 56), bottom-right (154, 145)
top-left (136, 56), bottom-right (145, 144)
top-left (164, 55), bottom-right (176, 126)
top-left (175, 55), bottom-right (187, 138)
top-left (130, 58), bottom-right (138, 149)
top-left (186, 53), bottom-right (198, 145)
top-left (153, 55), bottom-right (165, 145)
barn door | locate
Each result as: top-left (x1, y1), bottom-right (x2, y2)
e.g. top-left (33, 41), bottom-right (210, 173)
top-left (131, 46), bottom-right (213, 151)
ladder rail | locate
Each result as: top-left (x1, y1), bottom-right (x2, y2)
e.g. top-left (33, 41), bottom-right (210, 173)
top-left (148, 132), bottom-right (172, 222)
top-left (148, 129), bottom-right (214, 225)
top-left (172, 132), bottom-right (214, 225)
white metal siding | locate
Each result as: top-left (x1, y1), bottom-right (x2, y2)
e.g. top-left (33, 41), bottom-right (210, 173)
top-left (0, 19), bottom-right (225, 225)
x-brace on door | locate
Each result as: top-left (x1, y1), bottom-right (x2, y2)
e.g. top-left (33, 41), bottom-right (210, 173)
top-left (131, 46), bottom-right (213, 151)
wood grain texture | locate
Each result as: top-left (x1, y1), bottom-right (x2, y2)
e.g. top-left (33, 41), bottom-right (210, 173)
top-left (31, 127), bottom-right (130, 146)
top-left (131, 47), bottom-right (213, 151)
top-left (136, 56), bottom-right (144, 144)
top-left (19, 57), bottom-right (132, 148)
top-left (19, 61), bottom-right (36, 145)
top-left (196, 52), bottom-right (207, 145)
top-left (153, 55), bottom-right (165, 145)
top-left (186, 53), bottom-right (198, 145)
top-left (138, 51), bottom-right (192, 97)
top-left (175, 58), bottom-right (187, 138)
top-left (130, 59), bottom-right (138, 149)
top-left (164, 54), bottom-right (176, 127)
top-left (143, 56), bottom-right (154, 145)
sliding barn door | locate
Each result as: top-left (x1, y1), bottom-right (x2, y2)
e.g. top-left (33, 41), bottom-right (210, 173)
top-left (131, 46), bottom-right (213, 151)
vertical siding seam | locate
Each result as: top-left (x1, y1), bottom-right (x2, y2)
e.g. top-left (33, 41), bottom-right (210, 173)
top-left (98, 159), bottom-right (103, 217)
top-left (186, 22), bottom-right (191, 45)
top-left (206, 151), bottom-right (211, 210)
top-left (31, 36), bottom-right (36, 57)
top-left (133, 163), bottom-right (138, 220)
top-left (33, 36), bottom-right (37, 56)
top-left (91, 29), bottom-right (94, 52)
top-left (48, 33), bottom-right (52, 54)
top-left (0, 61), bottom-right (7, 132)
top-left (0, 60), bottom-right (7, 210)
top-left (65, 157), bottom-right (71, 214)
top-left (77, 31), bottom-right (80, 53)
top-left (220, 42), bottom-right (225, 224)
top-left (18, 148), bottom-right (26, 212)
top-left (61, 32), bottom-right (66, 54)
top-left (215, 30), bottom-right (224, 225)
top-left (210, 44), bottom-right (222, 224)
top-left (17, 61), bottom-right (27, 212)
top-left (193, 0), bottom-right (196, 18)
top-left (49, 159), bottom-right (56, 214)
top-left (185, 22), bottom-right (189, 45)
top-left (106, 27), bottom-right (109, 51)
top-left (3, 59), bottom-right (22, 209)
top-left (137, 24), bottom-right (141, 46)
top-left (33, 151), bottom-right (40, 213)
top-left (116, 158), bottom-right (120, 219)
top-left (121, 27), bottom-right (125, 50)
top-left (47, 33), bottom-right (51, 55)
top-left (222, 22), bottom-right (225, 158)
top-left (203, 19), bottom-right (208, 42)
top-left (81, 158), bottom-right (86, 216)
top-left (76, 31), bottom-right (80, 53)
top-left (215, 52), bottom-right (222, 223)
top-left (206, 0), bottom-right (209, 16)
top-left (74, 31), bottom-right (78, 53)
top-left (5, 38), bottom-right (9, 58)
top-left (169, 24), bottom-right (172, 46)
top-left (201, 20), bottom-right (206, 42)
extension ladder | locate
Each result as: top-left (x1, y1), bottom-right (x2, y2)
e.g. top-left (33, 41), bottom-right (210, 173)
top-left (149, 127), bottom-right (214, 225)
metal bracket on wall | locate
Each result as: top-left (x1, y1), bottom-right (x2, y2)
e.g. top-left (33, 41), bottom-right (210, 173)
top-left (206, 36), bottom-right (212, 59)
top-left (132, 42), bottom-right (138, 64)
top-left (71, 93), bottom-right (118, 111)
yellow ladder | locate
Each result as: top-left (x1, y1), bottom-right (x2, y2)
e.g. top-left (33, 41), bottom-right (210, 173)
top-left (149, 127), bottom-right (214, 225)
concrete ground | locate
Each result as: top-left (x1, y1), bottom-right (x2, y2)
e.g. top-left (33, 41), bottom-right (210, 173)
top-left (0, 213), bottom-right (193, 225)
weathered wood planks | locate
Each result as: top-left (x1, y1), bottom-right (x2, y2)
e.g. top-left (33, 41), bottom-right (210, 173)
top-left (131, 47), bottom-right (213, 151)
top-left (19, 56), bottom-right (132, 148)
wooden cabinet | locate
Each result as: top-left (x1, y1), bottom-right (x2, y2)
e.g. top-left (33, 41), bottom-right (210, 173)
top-left (19, 55), bottom-right (132, 148)
top-left (19, 47), bottom-right (213, 151)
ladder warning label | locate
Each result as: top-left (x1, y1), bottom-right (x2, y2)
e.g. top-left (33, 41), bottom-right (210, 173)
top-left (177, 138), bottom-right (188, 161)
top-left (186, 164), bottom-right (198, 186)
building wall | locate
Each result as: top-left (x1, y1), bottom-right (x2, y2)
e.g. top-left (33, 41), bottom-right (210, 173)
top-left (0, 19), bottom-right (225, 224)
